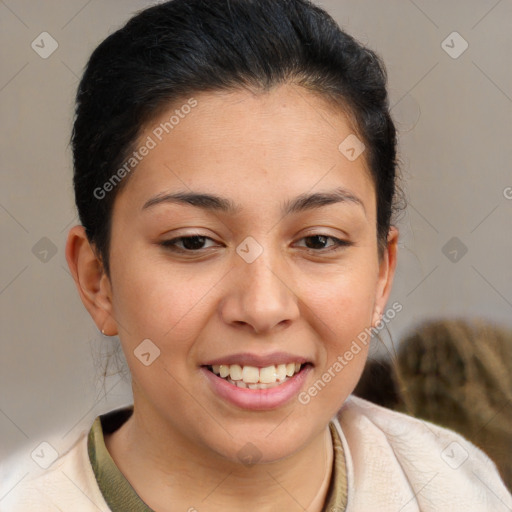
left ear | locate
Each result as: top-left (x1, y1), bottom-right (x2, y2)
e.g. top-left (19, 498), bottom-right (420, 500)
top-left (372, 226), bottom-right (399, 326)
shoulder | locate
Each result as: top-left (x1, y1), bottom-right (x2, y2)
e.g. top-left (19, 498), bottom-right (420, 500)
top-left (1, 430), bottom-right (109, 512)
top-left (334, 395), bottom-right (512, 512)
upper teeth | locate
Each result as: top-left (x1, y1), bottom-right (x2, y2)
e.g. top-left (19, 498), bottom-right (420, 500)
top-left (211, 363), bottom-right (302, 384)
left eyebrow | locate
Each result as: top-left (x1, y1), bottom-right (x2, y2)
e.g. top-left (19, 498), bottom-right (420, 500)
top-left (141, 187), bottom-right (366, 217)
top-left (281, 187), bottom-right (366, 217)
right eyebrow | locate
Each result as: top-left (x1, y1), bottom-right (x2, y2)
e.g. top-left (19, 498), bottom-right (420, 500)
top-left (142, 191), bottom-right (241, 214)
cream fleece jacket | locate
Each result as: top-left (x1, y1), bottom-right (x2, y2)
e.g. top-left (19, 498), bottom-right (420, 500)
top-left (1, 395), bottom-right (511, 511)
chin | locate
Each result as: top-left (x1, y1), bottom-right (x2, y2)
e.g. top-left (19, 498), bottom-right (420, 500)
top-left (204, 418), bottom-right (320, 467)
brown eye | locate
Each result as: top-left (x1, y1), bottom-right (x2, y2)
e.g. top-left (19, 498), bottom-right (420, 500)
top-left (295, 234), bottom-right (352, 252)
top-left (160, 235), bottom-right (219, 253)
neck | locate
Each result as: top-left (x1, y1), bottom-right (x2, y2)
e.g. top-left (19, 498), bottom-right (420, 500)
top-left (104, 404), bottom-right (334, 512)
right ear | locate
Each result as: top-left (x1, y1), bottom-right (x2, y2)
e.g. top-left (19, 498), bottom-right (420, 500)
top-left (65, 225), bottom-right (118, 336)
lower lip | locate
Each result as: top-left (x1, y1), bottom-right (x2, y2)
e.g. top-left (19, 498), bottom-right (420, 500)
top-left (200, 365), bottom-right (313, 411)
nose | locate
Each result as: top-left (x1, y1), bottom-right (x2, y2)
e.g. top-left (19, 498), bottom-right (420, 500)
top-left (219, 246), bottom-right (300, 335)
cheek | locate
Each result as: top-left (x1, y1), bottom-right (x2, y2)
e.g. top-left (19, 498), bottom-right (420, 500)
top-left (109, 261), bottom-right (216, 401)
top-left (110, 254), bottom-right (221, 346)
top-left (296, 260), bottom-right (377, 393)
top-left (298, 274), bottom-right (374, 413)
top-left (297, 261), bottom-right (377, 336)
top-left (311, 287), bottom-right (373, 380)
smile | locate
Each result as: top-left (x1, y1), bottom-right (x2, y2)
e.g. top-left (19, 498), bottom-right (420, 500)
top-left (201, 362), bottom-right (313, 410)
top-left (206, 363), bottom-right (304, 389)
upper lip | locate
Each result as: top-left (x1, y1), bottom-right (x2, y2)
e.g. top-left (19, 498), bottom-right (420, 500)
top-left (202, 352), bottom-right (311, 368)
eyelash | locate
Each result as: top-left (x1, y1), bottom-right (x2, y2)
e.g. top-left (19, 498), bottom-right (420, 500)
top-left (159, 234), bottom-right (352, 255)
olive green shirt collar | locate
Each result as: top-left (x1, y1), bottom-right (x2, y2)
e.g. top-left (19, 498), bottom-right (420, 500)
top-left (88, 406), bottom-right (347, 511)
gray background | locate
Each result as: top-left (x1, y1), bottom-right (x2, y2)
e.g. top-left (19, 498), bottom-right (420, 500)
top-left (1, 0), bottom-right (511, 497)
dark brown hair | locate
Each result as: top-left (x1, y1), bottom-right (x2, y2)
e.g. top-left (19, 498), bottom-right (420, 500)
top-left (71, 0), bottom-right (402, 278)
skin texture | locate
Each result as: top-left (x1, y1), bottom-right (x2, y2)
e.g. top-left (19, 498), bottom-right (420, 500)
top-left (66, 84), bottom-right (398, 512)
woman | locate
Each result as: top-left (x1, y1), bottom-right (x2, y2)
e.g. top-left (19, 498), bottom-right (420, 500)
top-left (5, 0), bottom-right (511, 510)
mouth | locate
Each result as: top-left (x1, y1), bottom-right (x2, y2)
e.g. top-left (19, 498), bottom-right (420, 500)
top-left (203, 362), bottom-right (312, 390)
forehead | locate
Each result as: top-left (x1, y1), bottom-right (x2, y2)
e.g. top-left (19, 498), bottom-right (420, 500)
top-left (114, 84), bottom-right (375, 220)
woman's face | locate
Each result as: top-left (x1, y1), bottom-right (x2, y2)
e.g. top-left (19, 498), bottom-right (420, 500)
top-left (99, 84), bottom-right (397, 462)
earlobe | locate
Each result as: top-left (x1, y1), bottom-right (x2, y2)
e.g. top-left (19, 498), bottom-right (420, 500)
top-left (371, 307), bottom-right (382, 328)
top-left (65, 225), bottom-right (118, 336)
